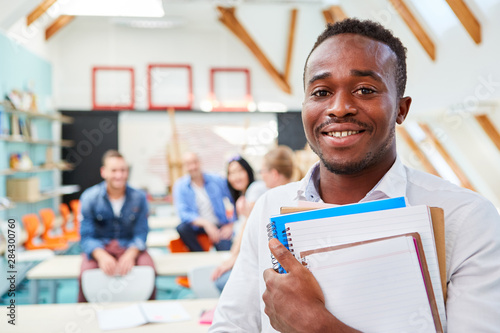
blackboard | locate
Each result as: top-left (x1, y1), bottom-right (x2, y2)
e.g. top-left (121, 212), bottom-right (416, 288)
top-left (277, 112), bottom-right (307, 150)
top-left (61, 111), bottom-right (119, 204)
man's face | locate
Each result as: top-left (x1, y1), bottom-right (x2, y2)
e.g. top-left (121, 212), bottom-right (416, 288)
top-left (100, 157), bottom-right (129, 191)
top-left (183, 153), bottom-right (202, 178)
top-left (302, 34), bottom-right (409, 175)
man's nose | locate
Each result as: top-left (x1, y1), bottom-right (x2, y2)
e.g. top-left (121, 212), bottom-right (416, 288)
top-left (326, 91), bottom-right (357, 118)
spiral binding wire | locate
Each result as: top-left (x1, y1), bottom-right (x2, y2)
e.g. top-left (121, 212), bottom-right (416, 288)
top-left (267, 223), bottom-right (285, 273)
top-left (266, 222), bottom-right (277, 239)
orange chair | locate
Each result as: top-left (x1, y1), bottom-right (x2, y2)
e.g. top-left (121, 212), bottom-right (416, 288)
top-left (169, 234), bottom-right (212, 252)
top-left (169, 234), bottom-right (212, 288)
top-left (59, 203), bottom-right (80, 242)
top-left (39, 208), bottom-right (70, 245)
top-left (22, 214), bottom-right (68, 251)
top-left (69, 199), bottom-right (81, 226)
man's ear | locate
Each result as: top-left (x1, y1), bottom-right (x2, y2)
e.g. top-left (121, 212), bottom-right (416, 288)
top-left (396, 96), bottom-right (412, 125)
top-left (271, 168), bottom-right (280, 180)
top-left (100, 166), bottom-right (106, 179)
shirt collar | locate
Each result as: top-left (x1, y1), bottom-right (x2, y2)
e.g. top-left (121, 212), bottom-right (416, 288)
top-left (99, 181), bottom-right (130, 199)
top-left (297, 161), bottom-right (321, 202)
top-left (362, 156), bottom-right (407, 201)
top-left (188, 173), bottom-right (207, 188)
top-left (297, 156), bottom-right (408, 203)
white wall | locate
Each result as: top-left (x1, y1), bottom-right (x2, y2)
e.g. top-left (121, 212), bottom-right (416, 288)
top-left (46, 1), bottom-right (500, 114)
top-left (119, 111), bottom-right (277, 195)
top-left (48, 3), bottom-right (325, 111)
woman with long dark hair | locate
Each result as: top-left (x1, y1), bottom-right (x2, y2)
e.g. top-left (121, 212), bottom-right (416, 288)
top-left (226, 156), bottom-right (255, 219)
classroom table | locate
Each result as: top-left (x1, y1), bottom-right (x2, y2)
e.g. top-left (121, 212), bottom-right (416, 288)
top-left (1, 298), bottom-right (218, 333)
top-left (146, 229), bottom-right (179, 247)
top-left (26, 251), bottom-right (230, 304)
top-left (148, 215), bottom-right (180, 229)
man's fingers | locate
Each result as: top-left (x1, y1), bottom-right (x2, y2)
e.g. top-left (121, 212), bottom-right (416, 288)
top-left (268, 238), bottom-right (301, 273)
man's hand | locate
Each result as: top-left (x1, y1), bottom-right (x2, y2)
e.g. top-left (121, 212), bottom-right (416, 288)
top-left (93, 248), bottom-right (117, 276)
top-left (263, 239), bottom-right (357, 333)
top-left (203, 222), bottom-right (221, 244)
top-left (193, 218), bottom-right (220, 244)
top-left (235, 196), bottom-right (248, 217)
top-left (116, 247), bottom-right (139, 276)
top-left (219, 223), bottom-right (233, 240)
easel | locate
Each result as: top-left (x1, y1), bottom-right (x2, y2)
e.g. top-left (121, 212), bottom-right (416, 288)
top-left (166, 108), bottom-right (184, 194)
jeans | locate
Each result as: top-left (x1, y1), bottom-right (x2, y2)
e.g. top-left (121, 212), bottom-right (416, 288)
top-left (176, 223), bottom-right (232, 251)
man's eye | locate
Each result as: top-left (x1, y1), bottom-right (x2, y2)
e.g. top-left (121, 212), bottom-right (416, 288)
top-left (355, 88), bottom-right (374, 95)
top-left (312, 90), bottom-right (330, 97)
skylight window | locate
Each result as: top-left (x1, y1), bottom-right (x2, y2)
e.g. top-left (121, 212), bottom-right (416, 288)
top-left (406, 0), bottom-right (457, 39)
top-left (59, 0), bottom-right (165, 18)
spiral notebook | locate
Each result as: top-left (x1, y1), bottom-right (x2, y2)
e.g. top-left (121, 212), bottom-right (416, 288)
top-left (267, 197), bottom-right (407, 272)
top-left (273, 204), bottom-right (446, 330)
top-left (299, 233), bottom-right (443, 332)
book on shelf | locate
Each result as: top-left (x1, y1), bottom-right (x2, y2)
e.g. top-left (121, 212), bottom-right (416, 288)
top-left (10, 114), bottom-right (20, 138)
top-left (268, 199), bottom-right (447, 332)
top-left (18, 117), bottom-right (31, 139)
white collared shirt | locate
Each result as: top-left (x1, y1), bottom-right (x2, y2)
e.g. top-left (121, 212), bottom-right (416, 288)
top-left (210, 157), bottom-right (500, 333)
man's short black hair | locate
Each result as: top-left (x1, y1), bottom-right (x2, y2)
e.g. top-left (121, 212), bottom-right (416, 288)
top-left (304, 18), bottom-right (408, 98)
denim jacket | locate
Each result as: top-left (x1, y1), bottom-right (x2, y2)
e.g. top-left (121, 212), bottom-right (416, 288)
top-left (79, 181), bottom-right (149, 259)
top-left (173, 173), bottom-right (234, 228)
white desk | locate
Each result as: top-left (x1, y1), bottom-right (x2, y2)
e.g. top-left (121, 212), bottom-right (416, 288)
top-left (153, 252), bottom-right (230, 276)
top-left (146, 229), bottom-right (179, 248)
top-left (26, 252), bottom-right (230, 303)
top-left (1, 298), bottom-right (217, 333)
top-left (148, 216), bottom-right (180, 229)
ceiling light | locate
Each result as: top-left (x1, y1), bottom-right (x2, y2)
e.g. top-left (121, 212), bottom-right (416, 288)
top-left (111, 17), bottom-right (185, 29)
top-left (59, 0), bottom-right (164, 18)
top-left (257, 101), bottom-right (288, 112)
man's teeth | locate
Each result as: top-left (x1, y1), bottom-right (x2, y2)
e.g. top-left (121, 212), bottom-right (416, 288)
top-left (327, 131), bottom-right (360, 138)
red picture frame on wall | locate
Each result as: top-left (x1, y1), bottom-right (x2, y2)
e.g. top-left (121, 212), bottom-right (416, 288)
top-left (147, 64), bottom-right (193, 111)
top-left (209, 68), bottom-right (252, 112)
top-left (92, 66), bottom-right (135, 110)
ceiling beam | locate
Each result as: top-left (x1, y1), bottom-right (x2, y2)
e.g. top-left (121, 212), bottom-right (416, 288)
top-left (27, 0), bottom-right (58, 26)
top-left (445, 0), bottom-right (481, 44)
top-left (283, 8), bottom-right (297, 84)
top-left (419, 123), bottom-right (476, 191)
top-left (388, 0), bottom-right (436, 61)
top-left (474, 114), bottom-right (500, 152)
top-left (217, 6), bottom-right (291, 94)
top-left (45, 15), bottom-right (74, 40)
top-left (322, 5), bottom-right (347, 25)
top-left (397, 126), bottom-right (440, 176)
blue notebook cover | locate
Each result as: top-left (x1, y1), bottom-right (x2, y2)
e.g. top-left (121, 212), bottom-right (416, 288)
top-left (268, 196), bottom-right (407, 273)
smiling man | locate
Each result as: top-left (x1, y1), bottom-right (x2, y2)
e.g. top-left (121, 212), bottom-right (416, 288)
top-left (210, 19), bottom-right (500, 332)
top-left (78, 150), bottom-right (156, 302)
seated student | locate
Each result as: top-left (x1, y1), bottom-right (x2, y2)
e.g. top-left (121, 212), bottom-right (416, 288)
top-left (173, 152), bottom-right (234, 251)
top-left (210, 19), bottom-right (500, 332)
top-left (226, 155), bottom-right (258, 220)
top-left (78, 150), bottom-right (156, 302)
top-left (211, 146), bottom-right (297, 291)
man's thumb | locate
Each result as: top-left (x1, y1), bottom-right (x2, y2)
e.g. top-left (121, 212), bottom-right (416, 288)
top-left (269, 238), bottom-right (300, 273)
